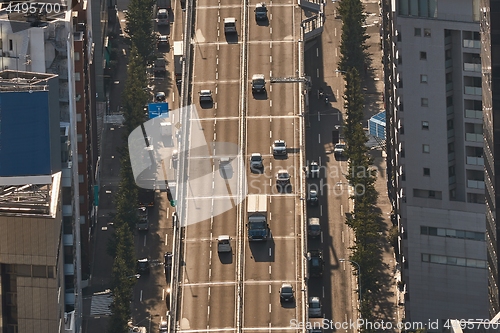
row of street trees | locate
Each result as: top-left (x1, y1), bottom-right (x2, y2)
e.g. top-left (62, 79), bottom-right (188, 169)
top-left (337, 0), bottom-right (384, 325)
top-left (107, 0), bottom-right (156, 331)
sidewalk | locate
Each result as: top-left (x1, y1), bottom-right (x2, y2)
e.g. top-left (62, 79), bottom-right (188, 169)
top-left (81, 6), bottom-right (130, 333)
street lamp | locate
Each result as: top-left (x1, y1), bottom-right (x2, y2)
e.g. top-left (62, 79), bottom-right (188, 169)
top-left (339, 258), bottom-right (361, 304)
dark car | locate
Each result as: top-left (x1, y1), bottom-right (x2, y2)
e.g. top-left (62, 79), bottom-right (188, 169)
top-left (254, 2), bottom-right (268, 21)
top-left (137, 258), bottom-right (150, 274)
top-left (308, 250), bottom-right (324, 277)
top-left (156, 91), bottom-right (166, 102)
top-left (164, 252), bottom-right (173, 268)
top-left (308, 161), bottom-right (320, 178)
top-left (280, 283), bottom-right (294, 302)
top-left (307, 190), bottom-right (319, 206)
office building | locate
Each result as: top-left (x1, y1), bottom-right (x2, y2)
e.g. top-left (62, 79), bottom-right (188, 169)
top-left (383, 0), bottom-right (488, 326)
top-left (481, 0), bottom-right (500, 319)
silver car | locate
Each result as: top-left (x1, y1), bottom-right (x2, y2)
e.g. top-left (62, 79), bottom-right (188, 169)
top-left (308, 297), bottom-right (322, 317)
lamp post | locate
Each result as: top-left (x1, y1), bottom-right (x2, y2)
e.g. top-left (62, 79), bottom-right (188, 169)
top-left (339, 258), bottom-right (361, 304)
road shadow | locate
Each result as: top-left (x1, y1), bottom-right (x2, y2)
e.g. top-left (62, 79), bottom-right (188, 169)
top-left (249, 237), bottom-right (275, 262)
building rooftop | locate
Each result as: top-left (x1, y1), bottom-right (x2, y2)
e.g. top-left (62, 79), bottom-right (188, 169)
top-left (0, 70), bottom-right (57, 91)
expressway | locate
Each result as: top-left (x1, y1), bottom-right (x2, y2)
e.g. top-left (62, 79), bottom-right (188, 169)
top-left (176, 0), bottom-right (305, 331)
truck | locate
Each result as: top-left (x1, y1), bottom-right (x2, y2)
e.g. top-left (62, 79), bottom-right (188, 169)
top-left (246, 194), bottom-right (269, 241)
top-left (157, 0), bottom-right (171, 10)
top-left (138, 188), bottom-right (155, 207)
top-left (173, 41), bottom-right (183, 86)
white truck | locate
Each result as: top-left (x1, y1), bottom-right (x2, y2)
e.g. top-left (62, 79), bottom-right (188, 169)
top-left (173, 41), bottom-right (183, 85)
top-left (247, 194), bottom-right (269, 241)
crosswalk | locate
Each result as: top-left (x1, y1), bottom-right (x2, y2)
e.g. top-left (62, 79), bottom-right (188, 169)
top-left (90, 292), bottom-right (113, 316)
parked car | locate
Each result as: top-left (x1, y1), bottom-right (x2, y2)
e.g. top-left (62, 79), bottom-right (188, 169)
top-left (137, 258), bottom-right (150, 274)
top-left (308, 217), bottom-right (321, 237)
top-left (307, 161), bottom-right (320, 178)
top-left (308, 296), bottom-right (322, 317)
top-left (276, 170), bottom-right (290, 185)
top-left (199, 89), bottom-right (213, 103)
top-left (308, 189), bottom-right (319, 206)
top-left (156, 91), bottom-right (166, 102)
top-left (217, 235), bottom-right (231, 253)
top-left (280, 283), bottom-right (294, 302)
top-left (308, 250), bottom-right (324, 277)
top-left (334, 142), bottom-right (346, 156)
top-left (157, 34), bottom-right (169, 48)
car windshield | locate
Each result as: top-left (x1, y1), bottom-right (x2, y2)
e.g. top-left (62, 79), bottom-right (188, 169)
top-left (336, 144), bottom-right (345, 149)
top-left (278, 172), bottom-right (289, 179)
top-left (311, 164), bottom-right (319, 171)
top-left (251, 155), bottom-right (261, 161)
top-left (275, 141), bottom-right (285, 147)
top-left (254, 79), bottom-right (265, 85)
top-left (249, 221), bottom-right (266, 229)
top-left (256, 6), bottom-right (266, 12)
top-left (310, 225), bottom-right (320, 230)
top-left (282, 287), bottom-right (292, 293)
top-left (311, 302), bottom-right (320, 308)
top-left (311, 258), bottom-right (320, 266)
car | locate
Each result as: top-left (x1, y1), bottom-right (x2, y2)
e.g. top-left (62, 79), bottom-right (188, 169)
top-left (276, 170), bottom-right (290, 185)
top-left (334, 142), bottom-right (346, 156)
top-left (308, 297), bottom-right (322, 317)
top-left (273, 140), bottom-right (287, 156)
top-left (156, 8), bottom-right (169, 25)
top-left (217, 235), bottom-right (231, 252)
top-left (250, 153), bottom-right (263, 170)
top-left (199, 90), bottom-right (213, 103)
top-left (308, 217), bottom-right (321, 237)
top-left (254, 2), bottom-right (268, 21)
top-left (219, 157), bottom-right (232, 172)
top-left (157, 34), bottom-right (169, 48)
top-left (137, 206), bottom-right (148, 219)
top-left (156, 91), bottom-right (166, 102)
top-left (136, 215), bottom-right (149, 231)
top-left (307, 161), bottom-right (320, 178)
top-left (280, 283), bottom-right (294, 302)
top-left (252, 74), bottom-right (266, 93)
top-left (308, 189), bottom-right (319, 206)
top-left (137, 258), bottom-right (150, 274)
top-left (159, 320), bottom-right (168, 332)
top-left (308, 250), bottom-right (324, 277)
top-left (164, 252), bottom-right (173, 267)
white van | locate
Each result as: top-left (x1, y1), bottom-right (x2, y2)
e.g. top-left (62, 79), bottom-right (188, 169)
top-left (217, 235), bottom-right (231, 252)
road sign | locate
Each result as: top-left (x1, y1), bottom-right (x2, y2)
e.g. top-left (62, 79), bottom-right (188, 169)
top-left (148, 102), bottom-right (169, 119)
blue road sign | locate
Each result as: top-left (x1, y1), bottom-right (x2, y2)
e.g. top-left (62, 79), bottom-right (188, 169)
top-left (148, 102), bottom-right (169, 119)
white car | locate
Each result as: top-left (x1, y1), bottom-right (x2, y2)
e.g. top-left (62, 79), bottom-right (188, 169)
top-left (276, 170), bottom-right (290, 185)
top-left (250, 153), bottom-right (263, 169)
top-left (334, 143), bottom-right (346, 155)
top-left (199, 90), bottom-right (213, 103)
top-left (159, 320), bottom-right (168, 332)
top-left (273, 140), bottom-right (287, 156)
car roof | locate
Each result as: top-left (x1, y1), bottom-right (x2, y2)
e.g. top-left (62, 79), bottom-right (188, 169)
top-left (200, 89), bottom-right (212, 95)
top-left (224, 17), bottom-right (236, 23)
top-left (220, 157), bottom-right (230, 162)
top-left (310, 296), bottom-right (320, 302)
top-left (252, 74), bottom-right (265, 79)
top-left (218, 235), bottom-right (230, 241)
top-left (308, 217), bottom-right (320, 225)
top-left (156, 91), bottom-right (166, 95)
top-left (310, 189), bottom-right (317, 194)
top-left (274, 139), bottom-right (285, 144)
top-left (251, 153), bottom-right (262, 157)
top-left (281, 283), bottom-right (292, 288)
top-left (311, 161), bottom-right (318, 165)
top-left (278, 170), bottom-right (289, 175)
top-left (158, 8), bottom-right (167, 13)
top-left (138, 258), bottom-right (149, 262)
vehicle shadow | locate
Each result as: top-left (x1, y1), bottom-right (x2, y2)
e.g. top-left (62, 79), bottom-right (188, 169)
top-left (255, 19), bottom-right (269, 27)
top-left (200, 101), bottom-right (214, 109)
top-left (280, 299), bottom-right (296, 309)
top-left (252, 90), bottom-right (268, 100)
top-left (276, 184), bottom-right (292, 193)
top-left (225, 34), bottom-right (239, 44)
top-left (249, 237), bottom-right (275, 262)
top-left (218, 252), bottom-right (233, 264)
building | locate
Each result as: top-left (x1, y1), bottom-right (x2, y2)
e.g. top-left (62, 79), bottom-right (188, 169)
top-left (383, 0), bottom-right (488, 326)
top-left (0, 73), bottom-right (72, 333)
top-left (481, 0), bottom-right (500, 319)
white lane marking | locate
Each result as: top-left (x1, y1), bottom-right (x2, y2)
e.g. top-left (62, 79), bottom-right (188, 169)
top-left (320, 205), bottom-right (323, 216)
top-left (323, 286), bottom-right (325, 298)
top-left (270, 27), bottom-right (272, 34)
top-left (269, 304), bottom-right (272, 313)
top-left (341, 204), bottom-right (343, 216)
top-left (269, 212), bottom-right (272, 221)
top-left (143, 235), bottom-right (147, 247)
top-left (342, 230), bottom-right (344, 243)
top-left (269, 285), bottom-right (272, 293)
top-left (216, 58), bottom-right (219, 65)
top-left (270, 85), bottom-right (272, 92)
top-left (165, 234), bottom-right (168, 246)
top-left (317, 112), bottom-right (320, 121)
top-left (316, 48), bottom-right (319, 57)
top-left (337, 89), bottom-right (339, 98)
top-left (317, 68), bottom-right (319, 78)
top-left (269, 248), bottom-right (272, 257)
top-left (140, 290), bottom-right (143, 302)
top-left (335, 27), bottom-right (337, 36)
top-left (215, 86), bottom-right (218, 94)
top-left (335, 47), bottom-right (338, 57)
top-left (270, 100), bottom-right (272, 107)
top-left (162, 288), bottom-right (165, 300)
top-left (269, 266), bottom-right (272, 274)
top-left (208, 287), bottom-right (211, 296)
top-left (209, 268), bottom-right (211, 278)
top-left (270, 55), bottom-right (272, 63)
top-left (319, 156), bottom-right (322, 165)
top-left (216, 72), bottom-right (218, 80)
top-left (321, 231), bottom-right (324, 244)
top-left (208, 306), bottom-right (210, 316)
top-left (180, 281), bottom-right (237, 287)
top-left (318, 134), bottom-right (321, 143)
top-left (214, 132), bottom-right (216, 140)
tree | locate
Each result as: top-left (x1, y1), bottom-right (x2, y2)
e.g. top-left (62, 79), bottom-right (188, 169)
top-left (125, 0), bottom-right (156, 64)
top-left (337, 0), bottom-right (369, 73)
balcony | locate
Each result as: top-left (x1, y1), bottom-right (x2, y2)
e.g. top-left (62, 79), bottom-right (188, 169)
top-left (463, 39), bottom-right (481, 49)
top-left (464, 86), bottom-right (482, 96)
top-left (464, 63), bottom-right (481, 72)
top-left (466, 156), bottom-right (484, 166)
top-left (447, 106), bottom-right (454, 115)
top-left (467, 180), bottom-right (485, 189)
top-left (466, 133), bottom-right (483, 142)
top-left (465, 109), bottom-right (482, 119)
top-left (446, 82), bottom-right (453, 91)
top-left (445, 59), bottom-right (453, 68)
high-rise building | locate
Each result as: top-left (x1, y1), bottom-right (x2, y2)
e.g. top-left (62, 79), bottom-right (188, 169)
top-left (481, 0), bottom-right (500, 319)
top-left (383, 0), bottom-right (488, 326)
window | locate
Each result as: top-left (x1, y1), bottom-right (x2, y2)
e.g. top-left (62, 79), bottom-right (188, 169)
top-left (77, 134), bottom-right (83, 142)
top-left (422, 121), bottom-right (429, 129)
top-left (9, 39), bottom-right (13, 51)
top-left (74, 52), bottom-right (80, 61)
top-left (424, 28), bottom-right (431, 37)
top-left (74, 72), bottom-right (81, 81)
top-left (414, 28), bottom-right (421, 36)
top-left (78, 175), bottom-right (84, 183)
top-left (399, 79), bottom-right (403, 88)
top-left (449, 165), bottom-right (455, 176)
top-left (77, 113), bottom-right (82, 122)
top-left (423, 168), bottom-right (430, 176)
top-left (420, 74), bottom-right (428, 83)
top-left (32, 265), bottom-right (46, 278)
top-left (420, 51), bottom-right (427, 60)
top-left (447, 119), bottom-right (454, 130)
top-left (429, 190), bottom-right (436, 197)
top-left (78, 154), bottom-right (83, 163)
top-left (423, 144), bottom-right (430, 153)
top-left (421, 98), bottom-right (428, 107)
